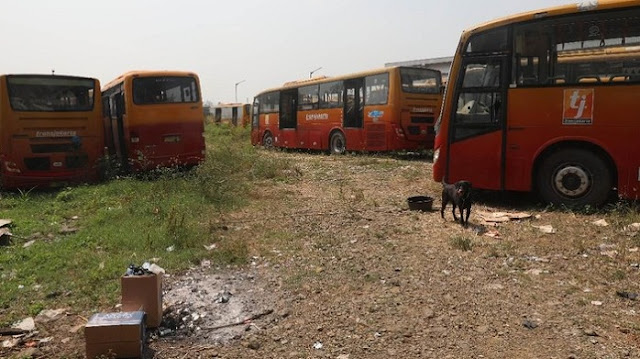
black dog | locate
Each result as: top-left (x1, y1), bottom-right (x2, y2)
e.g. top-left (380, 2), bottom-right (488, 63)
top-left (441, 180), bottom-right (472, 226)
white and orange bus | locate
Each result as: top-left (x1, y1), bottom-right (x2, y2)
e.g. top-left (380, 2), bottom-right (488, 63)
top-left (251, 66), bottom-right (442, 153)
top-left (211, 103), bottom-right (250, 127)
top-left (102, 71), bottom-right (206, 172)
top-left (0, 74), bottom-right (104, 189)
top-left (433, 0), bottom-right (640, 206)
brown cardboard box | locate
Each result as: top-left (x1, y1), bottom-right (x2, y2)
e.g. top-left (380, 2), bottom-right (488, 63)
top-left (85, 311), bottom-right (145, 359)
top-left (121, 273), bottom-right (163, 328)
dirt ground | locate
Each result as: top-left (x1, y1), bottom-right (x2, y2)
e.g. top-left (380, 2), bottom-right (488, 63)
top-left (3, 150), bottom-right (640, 358)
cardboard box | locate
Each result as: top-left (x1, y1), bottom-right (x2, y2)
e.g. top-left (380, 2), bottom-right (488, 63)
top-left (85, 311), bottom-right (145, 359)
top-left (121, 273), bottom-right (163, 328)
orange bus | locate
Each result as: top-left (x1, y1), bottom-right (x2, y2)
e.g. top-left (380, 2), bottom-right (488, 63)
top-left (433, 0), bottom-right (640, 206)
top-left (212, 103), bottom-right (250, 126)
top-left (251, 66), bottom-right (442, 153)
top-left (102, 71), bottom-right (205, 172)
top-left (0, 74), bottom-right (104, 189)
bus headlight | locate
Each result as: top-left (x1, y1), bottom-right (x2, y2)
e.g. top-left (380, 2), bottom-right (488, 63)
top-left (433, 148), bottom-right (440, 164)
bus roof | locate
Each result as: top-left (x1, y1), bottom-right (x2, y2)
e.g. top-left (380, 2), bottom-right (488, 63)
top-left (102, 70), bottom-right (199, 91)
top-left (255, 66), bottom-right (440, 96)
top-left (213, 102), bottom-right (249, 108)
top-left (464, 0), bottom-right (640, 36)
top-left (0, 73), bottom-right (97, 81)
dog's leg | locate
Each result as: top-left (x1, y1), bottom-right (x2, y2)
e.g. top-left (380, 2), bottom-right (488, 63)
top-left (459, 205), bottom-right (465, 225)
top-left (441, 191), bottom-right (448, 219)
top-left (452, 203), bottom-right (458, 221)
top-left (465, 202), bottom-right (471, 225)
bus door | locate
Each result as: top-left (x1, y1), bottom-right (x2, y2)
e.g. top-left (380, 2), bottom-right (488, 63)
top-left (112, 92), bottom-right (128, 169)
top-left (251, 98), bottom-right (261, 144)
top-left (446, 56), bottom-right (508, 190)
top-left (279, 89), bottom-right (297, 147)
top-left (343, 78), bottom-right (364, 149)
top-left (232, 106), bottom-right (238, 126)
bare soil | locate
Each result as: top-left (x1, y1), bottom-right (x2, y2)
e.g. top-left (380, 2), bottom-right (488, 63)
top-left (4, 150), bottom-right (640, 358)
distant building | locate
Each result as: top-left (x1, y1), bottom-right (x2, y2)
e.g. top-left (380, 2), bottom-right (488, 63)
top-left (385, 56), bottom-right (453, 83)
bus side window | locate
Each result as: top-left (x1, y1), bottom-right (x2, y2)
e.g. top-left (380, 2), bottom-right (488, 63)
top-left (102, 97), bottom-right (111, 118)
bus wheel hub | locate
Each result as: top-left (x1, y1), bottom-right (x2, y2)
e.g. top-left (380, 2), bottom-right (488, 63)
top-left (554, 166), bottom-right (589, 197)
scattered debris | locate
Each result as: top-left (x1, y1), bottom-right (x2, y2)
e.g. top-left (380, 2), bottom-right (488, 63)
top-left (591, 301), bottom-right (603, 306)
top-left (58, 224), bottom-right (78, 235)
top-left (148, 263), bottom-right (166, 275)
top-left (0, 219), bottom-right (12, 228)
top-left (616, 291), bottom-right (638, 301)
top-left (313, 341), bottom-right (324, 350)
top-left (522, 320), bottom-right (538, 329)
top-left (478, 211), bottom-right (532, 224)
top-left (592, 219), bottom-right (609, 227)
top-left (584, 329), bottom-right (599, 337)
top-left (484, 228), bottom-right (501, 238)
top-left (22, 240), bottom-right (36, 248)
top-left (525, 269), bottom-right (544, 276)
top-left (166, 245), bottom-right (175, 252)
top-left (533, 225), bottom-right (556, 234)
top-left (0, 327), bottom-right (29, 336)
top-left (12, 317), bottom-right (35, 332)
top-left (35, 308), bottom-right (66, 323)
top-left (204, 243), bottom-right (217, 251)
top-left (217, 291), bottom-right (233, 304)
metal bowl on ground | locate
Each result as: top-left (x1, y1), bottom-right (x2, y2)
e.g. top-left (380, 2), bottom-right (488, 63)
top-left (407, 196), bottom-right (434, 211)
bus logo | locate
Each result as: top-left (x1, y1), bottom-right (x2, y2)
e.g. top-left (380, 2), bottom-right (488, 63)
top-left (368, 110), bottom-right (384, 118)
top-left (35, 130), bottom-right (77, 138)
top-left (563, 89), bottom-right (594, 125)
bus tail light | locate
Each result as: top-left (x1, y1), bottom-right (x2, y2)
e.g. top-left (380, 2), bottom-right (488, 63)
top-left (4, 161), bottom-right (21, 173)
top-left (395, 127), bottom-right (406, 138)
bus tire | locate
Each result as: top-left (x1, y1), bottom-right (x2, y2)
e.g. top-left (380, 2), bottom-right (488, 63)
top-left (536, 148), bottom-right (612, 207)
top-left (262, 132), bottom-right (274, 149)
top-left (329, 131), bottom-right (346, 155)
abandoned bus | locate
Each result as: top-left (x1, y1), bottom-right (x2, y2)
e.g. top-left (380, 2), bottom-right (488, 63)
top-left (101, 71), bottom-right (206, 172)
top-left (0, 74), bottom-right (103, 189)
top-left (211, 103), bottom-right (251, 127)
top-left (433, 0), bottom-right (640, 206)
top-left (251, 66), bottom-right (442, 153)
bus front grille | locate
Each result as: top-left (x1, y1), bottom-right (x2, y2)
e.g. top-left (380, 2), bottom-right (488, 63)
top-left (24, 157), bottom-right (50, 171)
top-left (31, 144), bottom-right (75, 153)
top-left (411, 116), bottom-right (434, 124)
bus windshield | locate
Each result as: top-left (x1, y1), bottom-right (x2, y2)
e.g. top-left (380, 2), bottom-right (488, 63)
top-left (400, 68), bottom-right (441, 94)
top-left (7, 76), bottom-right (95, 112)
top-left (133, 76), bottom-right (199, 105)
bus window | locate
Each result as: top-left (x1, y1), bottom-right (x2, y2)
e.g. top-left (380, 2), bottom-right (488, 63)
top-left (132, 76), bottom-right (199, 104)
top-left (400, 68), bottom-right (440, 94)
top-left (319, 81), bottom-right (343, 109)
top-left (514, 9), bottom-right (640, 86)
top-left (465, 27), bottom-right (509, 54)
top-left (298, 85), bottom-right (319, 111)
top-left (7, 76), bottom-right (95, 112)
top-left (454, 60), bottom-right (503, 140)
top-left (365, 73), bottom-right (389, 105)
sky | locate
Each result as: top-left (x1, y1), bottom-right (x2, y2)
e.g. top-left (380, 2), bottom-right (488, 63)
top-left (0, 0), bottom-right (571, 104)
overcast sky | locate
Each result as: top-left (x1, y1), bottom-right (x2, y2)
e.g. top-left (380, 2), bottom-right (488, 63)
top-left (1, 0), bottom-right (570, 104)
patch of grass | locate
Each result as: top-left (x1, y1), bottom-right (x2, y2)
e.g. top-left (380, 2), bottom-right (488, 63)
top-left (450, 235), bottom-right (474, 251)
top-left (0, 124), bottom-right (290, 321)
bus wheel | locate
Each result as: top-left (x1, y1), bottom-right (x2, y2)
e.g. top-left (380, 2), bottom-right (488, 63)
top-left (262, 132), bottom-right (274, 149)
top-left (329, 131), bottom-right (346, 155)
top-left (536, 148), bottom-right (612, 207)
